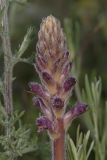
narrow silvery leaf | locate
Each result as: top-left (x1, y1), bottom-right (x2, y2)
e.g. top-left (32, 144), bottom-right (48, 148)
top-left (17, 27), bottom-right (33, 58)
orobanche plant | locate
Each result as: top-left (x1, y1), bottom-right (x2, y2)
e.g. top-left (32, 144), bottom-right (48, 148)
top-left (29, 15), bottom-right (88, 160)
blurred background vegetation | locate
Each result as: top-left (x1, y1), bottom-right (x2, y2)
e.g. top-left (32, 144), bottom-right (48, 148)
top-left (1, 0), bottom-right (107, 159)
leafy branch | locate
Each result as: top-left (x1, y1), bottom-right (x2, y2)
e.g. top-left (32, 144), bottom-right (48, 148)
top-left (0, 1), bottom-right (37, 159)
top-left (67, 125), bottom-right (94, 160)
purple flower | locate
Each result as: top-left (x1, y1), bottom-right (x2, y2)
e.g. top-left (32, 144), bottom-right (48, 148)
top-left (36, 116), bottom-right (52, 132)
top-left (51, 96), bottom-right (64, 110)
top-left (29, 82), bottom-right (50, 99)
top-left (63, 76), bottom-right (76, 92)
top-left (64, 102), bottom-right (88, 130)
top-left (71, 102), bottom-right (88, 117)
top-left (29, 15), bottom-right (88, 140)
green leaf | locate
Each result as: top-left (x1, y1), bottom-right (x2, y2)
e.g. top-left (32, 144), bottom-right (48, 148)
top-left (67, 135), bottom-right (78, 160)
top-left (17, 27), bottom-right (34, 58)
top-left (67, 127), bottom-right (94, 160)
top-left (86, 141), bottom-right (94, 159)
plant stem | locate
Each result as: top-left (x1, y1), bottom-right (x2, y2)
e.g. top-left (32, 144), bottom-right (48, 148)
top-left (0, 0), bottom-right (13, 115)
top-left (52, 119), bottom-right (65, 160)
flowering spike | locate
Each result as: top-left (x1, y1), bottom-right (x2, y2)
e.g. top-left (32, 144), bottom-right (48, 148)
top-left (29, 15), bottom-right (88, 160)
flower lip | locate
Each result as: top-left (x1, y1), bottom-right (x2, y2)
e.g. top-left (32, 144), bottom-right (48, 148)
top-left (51, 96), bottom-right (64, 109)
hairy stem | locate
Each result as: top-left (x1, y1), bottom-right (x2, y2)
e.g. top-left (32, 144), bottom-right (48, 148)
top-left (0, 0), bottom-right (13, 115)
top-left (52, 119), bottom-right (65, 160)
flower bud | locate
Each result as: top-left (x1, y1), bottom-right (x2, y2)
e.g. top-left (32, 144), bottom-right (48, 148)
top-left (29, 15), bottom-right (88, 137)
top-left (37, 15), bottom-right (67, 56)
